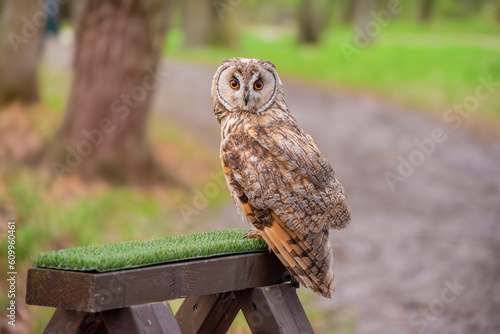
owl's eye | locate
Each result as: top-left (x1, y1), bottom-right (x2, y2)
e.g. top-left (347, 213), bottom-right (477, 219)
top-left (230, 79), bottom-right (239, 90)
top-left (254, 80), bottom-right (263, 90)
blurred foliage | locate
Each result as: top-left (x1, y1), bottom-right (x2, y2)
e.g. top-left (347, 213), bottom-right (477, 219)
top-left (1, 169), bottom-right (169, 263)
top-left (165, 18), bottom-right (500, 121)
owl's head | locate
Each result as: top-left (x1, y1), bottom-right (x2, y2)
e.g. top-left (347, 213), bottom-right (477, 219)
top-left (212, 58), bottom-right (283, 117)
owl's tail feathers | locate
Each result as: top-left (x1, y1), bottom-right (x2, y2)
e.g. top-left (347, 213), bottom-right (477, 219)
top-left (260, 211), bottom-right (335, 299)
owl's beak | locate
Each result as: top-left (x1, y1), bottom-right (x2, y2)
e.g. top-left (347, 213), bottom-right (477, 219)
top-left (244, 90), bottom-right (250, 106)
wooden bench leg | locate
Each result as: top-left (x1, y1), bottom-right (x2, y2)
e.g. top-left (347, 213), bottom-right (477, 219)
top-left (234, 284), bottom-right (315, 334)
top-left (175, 292), bottom-right (240, 334)
top-left (102, 301), bottom-right (181, 334)
top-left (43, 308), bottom-right (106, 334)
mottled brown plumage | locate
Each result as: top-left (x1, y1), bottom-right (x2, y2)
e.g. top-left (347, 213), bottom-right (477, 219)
top-left (211, 58), bottom-right (351, 298)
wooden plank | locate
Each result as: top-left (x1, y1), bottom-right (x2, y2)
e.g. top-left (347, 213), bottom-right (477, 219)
top-left (27, 252), bottom-right (288, 313)
top-left (175, 293), bottom-right (240, 334)
top-left (234, 284), bottom-right (315, 334)
top-left (43, 308), bottom-right (106, 334)
top-left (102, 302), bottom-right (181, 334)
top-left (279, 284), bottom-right (316, 334)
top-left (27, 269), bottom-right (97, 312)
top-left (151, 302), bottom-right (184, 333)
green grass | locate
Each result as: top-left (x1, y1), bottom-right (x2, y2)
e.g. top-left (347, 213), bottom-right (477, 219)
top-left (165, 19), bottom-right (500, 119)
top-left (39, 65), bottom-right (71, 114)
top-left (33, 229), bottom-right (267, 271)
top-left (0, 168), bottom-right (170, 265)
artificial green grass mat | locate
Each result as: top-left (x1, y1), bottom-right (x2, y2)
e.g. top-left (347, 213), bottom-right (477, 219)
top-left (33, 229), bottom-right (268, 272)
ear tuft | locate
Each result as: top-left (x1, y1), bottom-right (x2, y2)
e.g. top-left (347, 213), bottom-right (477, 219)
top-left (263, 60), bottom-right (276, 69)
top-left (220, 58), bottom-right (234, 66)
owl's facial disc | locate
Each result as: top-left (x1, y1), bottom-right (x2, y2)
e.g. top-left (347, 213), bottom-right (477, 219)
top-left (217, 64), bottom-right (276, 112)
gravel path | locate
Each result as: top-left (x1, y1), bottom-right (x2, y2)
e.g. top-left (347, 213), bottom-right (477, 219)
top-left (153, 61), bottom-right (500, 334)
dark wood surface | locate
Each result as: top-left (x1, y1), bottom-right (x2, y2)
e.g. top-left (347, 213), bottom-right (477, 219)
top-left (42, 302), bottom-right (182, 334)
top-left (102, 301), bottom-right (181, 334)
top-left (43, 308), bottom-right (106, 334)
top-left (235, 284), bottom-right (315, 334)
top-left (176, 293), bottom-right (240, 334)
top-left (27, 252), bottom-right (288, 313)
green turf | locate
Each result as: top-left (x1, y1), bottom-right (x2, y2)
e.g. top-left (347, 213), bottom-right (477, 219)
top-left (33, 229), bottom-right (268, 272)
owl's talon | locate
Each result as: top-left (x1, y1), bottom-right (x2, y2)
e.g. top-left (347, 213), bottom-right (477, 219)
top-left (243, 229), bottom-right (263, 239)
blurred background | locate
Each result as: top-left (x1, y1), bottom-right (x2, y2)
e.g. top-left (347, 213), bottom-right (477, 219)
top-left (0, 0), bottom-right (499, 333)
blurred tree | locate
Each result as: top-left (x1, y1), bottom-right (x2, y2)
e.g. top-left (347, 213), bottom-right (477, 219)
top-left (181, 0), bottom-right (236, 47)
top-left (460, 0), bottom-right (487, 14)
top-left (298, 0), bottom-right (335, 44)
top-left (342, 0), bottom-right (356, 24)
top-left (59, 0), bottom-right (71, 20)
top-left (0, 0), bottom-right (45, 106)
top-left (419, 0), bottom-right (434, 21)
top-left (210, 2), bottom-right (238, 47)
top-left (69, 0), bottom-right (85, 27)
top-left (353, 0), bottom-right (375, 45)
top-left (497, 0), bottom-right (500, 23)
top-left (182, 0), bottom-right (211, 46)
top-left (49, 0), bottom-right (172, 183)
top-left (343, 0), bottom-right (380, 26)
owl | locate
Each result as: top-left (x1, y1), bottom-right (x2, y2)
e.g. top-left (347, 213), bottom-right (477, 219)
top-left (211, 58), bottom-right (351, 298)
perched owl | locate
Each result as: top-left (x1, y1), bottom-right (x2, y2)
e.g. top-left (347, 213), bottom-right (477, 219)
top-left (211, 58), bottom-right (351, 298)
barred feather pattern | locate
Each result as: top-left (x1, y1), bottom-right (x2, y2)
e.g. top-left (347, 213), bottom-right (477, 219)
top-left (212, 58), bottom-right (351, 298)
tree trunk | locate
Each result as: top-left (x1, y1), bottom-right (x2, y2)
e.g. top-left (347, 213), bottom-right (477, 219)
top-left (298, 0), bottom-right (334, 44)
top-left (497, 1), bottom-right (500, 24)
top-left (210, 1), bottom-right (237, 47)
top-left (181, 0), bottom-right (212, 46)
top-left (49, 0), bottom-right (172, 184)
top-left (181, 0), bottom-right (236, 47)
top-left (0, 0), bottom-right (45, 106)
top-left (342, 0), bottom-right (356, 24)
top-left (353, 0), bottom-right (375, 45)
top-left (419, 0), bottom-right (434, 22)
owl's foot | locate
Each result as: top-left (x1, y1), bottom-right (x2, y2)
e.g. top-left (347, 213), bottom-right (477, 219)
top-left (243, 229), bottom-right (263, 239)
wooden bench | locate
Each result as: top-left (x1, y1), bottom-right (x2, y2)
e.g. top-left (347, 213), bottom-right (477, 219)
top-left (26, 252), bottom-right (315, 333)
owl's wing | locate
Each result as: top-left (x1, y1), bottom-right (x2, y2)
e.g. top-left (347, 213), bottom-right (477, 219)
top-left (221, 130), bottom-right (350, 298)
top-left (251, 208), bottom-right (335, 298)
top-left (225, 124), bottom-right (350, 234)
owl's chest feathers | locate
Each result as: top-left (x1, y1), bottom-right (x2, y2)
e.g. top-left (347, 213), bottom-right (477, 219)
top-left (220, 112), bottom-right (280, 206)
top-left (220, 108), bottom-right (287, 140)
top-left (221, 115), bottom-right (249, 139)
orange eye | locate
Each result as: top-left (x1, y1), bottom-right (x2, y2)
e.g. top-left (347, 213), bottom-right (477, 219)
top-left (230, 79), bottom-right (239, 90)
top-left (254, 80), bottom-right (263, 90)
